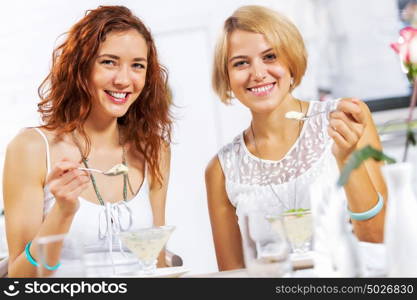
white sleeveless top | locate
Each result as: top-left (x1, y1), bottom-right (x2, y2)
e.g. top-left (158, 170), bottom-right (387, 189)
top-left (217, 99), bottom-right (343, 218)
top-left (33, 128), bottom-right (153, 274)
top-left (217, 100), bottom-right (379, 275)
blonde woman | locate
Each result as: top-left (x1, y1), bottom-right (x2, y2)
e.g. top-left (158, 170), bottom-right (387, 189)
top-left (205, 5), bottom-right (387, 271)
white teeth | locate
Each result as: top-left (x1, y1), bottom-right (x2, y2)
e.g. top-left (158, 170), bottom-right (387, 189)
top-left (107, 91), bottom-right (127, 99)
top-left (249, 84), bottom-right (273, 93)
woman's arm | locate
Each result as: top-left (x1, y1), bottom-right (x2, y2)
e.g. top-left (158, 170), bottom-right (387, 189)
top-left (205, 156), bottom-right (244, 271)
top-left (3, 129), bottom-right (89, 277)
top-left (149, 143), bottom-right (170, 267)
top-left (329, 99), bottom-right (387, 242)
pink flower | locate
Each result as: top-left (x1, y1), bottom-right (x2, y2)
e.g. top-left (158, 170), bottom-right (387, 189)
top-left (390, 26), bottom-right (417, 162)
top-left (391, 26), bottom-right (417, 65)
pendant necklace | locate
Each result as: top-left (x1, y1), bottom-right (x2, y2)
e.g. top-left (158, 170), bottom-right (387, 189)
top-left (71, 130), bottom-right (137, 248)
top-left (250, 99), bottom-right (303, 211)
top-left (71, 131), bottom-right (134, 205)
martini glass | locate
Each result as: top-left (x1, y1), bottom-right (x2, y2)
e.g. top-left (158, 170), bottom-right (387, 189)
top-left (241, 212), bottom-right (291, 277)
top-left (280, 210), bottom-right (313, 254)
top-left (118, 225), bottom-right (175, 275)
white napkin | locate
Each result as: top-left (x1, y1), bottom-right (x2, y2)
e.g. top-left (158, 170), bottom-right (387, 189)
top-left (310, 173), bottom-right (364, 277)
top-left (383, 162), bottom-right (417, 277)
top-left (358, 242), bottom-right (386, 277)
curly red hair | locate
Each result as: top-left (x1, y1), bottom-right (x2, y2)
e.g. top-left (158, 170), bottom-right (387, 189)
top-left (38, 6), bottom-right (172, 185)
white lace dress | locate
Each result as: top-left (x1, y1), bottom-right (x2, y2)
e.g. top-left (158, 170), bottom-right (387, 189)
top-left (218, 100), bottom-right (388, 276)
top-left (217, 99), bottom-right (342, 220)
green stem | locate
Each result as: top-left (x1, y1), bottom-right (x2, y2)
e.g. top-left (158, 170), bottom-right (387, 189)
top-left (402, 78), bottom-right (417, 162)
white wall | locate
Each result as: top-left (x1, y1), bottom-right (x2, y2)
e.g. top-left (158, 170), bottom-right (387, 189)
top-left (0, 0), bottom-right (410, 274)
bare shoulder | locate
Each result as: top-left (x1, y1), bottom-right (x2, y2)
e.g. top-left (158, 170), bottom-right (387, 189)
top-left (7, 128), bottom-right (47, 156)
top-left (5, 128), bottom-right (48, 181)
top-left (205, 154), bottom-right (224, 182)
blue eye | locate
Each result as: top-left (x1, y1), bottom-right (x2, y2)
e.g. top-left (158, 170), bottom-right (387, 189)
top-left (233, 60), bottom-right (248, 68)
top-left (132, 63), bottom-right (146, 69)
top-left (264, 53), bottom-right (277, 61)
top-left (100, 59), bottom-right (116, 66)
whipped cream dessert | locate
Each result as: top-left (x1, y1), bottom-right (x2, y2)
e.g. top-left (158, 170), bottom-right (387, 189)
top-left (282, 212), bottom-right (313, 253)
top-left (119, 227), bottom-right (173, 264)
top-left (285, 111), bottom-right (305, 120)
top-left (105, 163), bottom-right (129, 176)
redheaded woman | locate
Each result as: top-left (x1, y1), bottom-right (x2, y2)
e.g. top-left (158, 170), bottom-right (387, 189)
top-left (3, 6), bottom-right (172, 277)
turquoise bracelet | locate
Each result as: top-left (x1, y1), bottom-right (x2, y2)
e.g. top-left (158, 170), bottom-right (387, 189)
top-left (25, 241), bottom-right (61, 271)
top-left (348, 192), bottom-right (384, 221)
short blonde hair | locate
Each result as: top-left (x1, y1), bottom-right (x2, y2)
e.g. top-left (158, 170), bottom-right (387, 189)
top-left (212, 5), bottom-right (308, 103)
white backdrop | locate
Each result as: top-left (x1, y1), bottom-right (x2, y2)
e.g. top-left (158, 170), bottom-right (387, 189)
top-left (0, 0), bottom-right (408, 274)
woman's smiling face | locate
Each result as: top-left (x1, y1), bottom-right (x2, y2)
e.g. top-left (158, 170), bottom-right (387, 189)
top-left (90, 28), bottom-right (148, 119)
top-left (227, 30), bottom-right (293, 113)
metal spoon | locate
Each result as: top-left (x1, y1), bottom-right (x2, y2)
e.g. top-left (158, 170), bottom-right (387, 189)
top-left (78, 163), bottom-right (129, 176)
top-left (285, 110), bottom-right (330, 121)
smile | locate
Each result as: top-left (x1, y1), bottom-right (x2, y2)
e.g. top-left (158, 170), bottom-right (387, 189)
top-left (247, 83), bottom-right (275, 96)
top-left (105, 90), bottom-right (130, 104)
